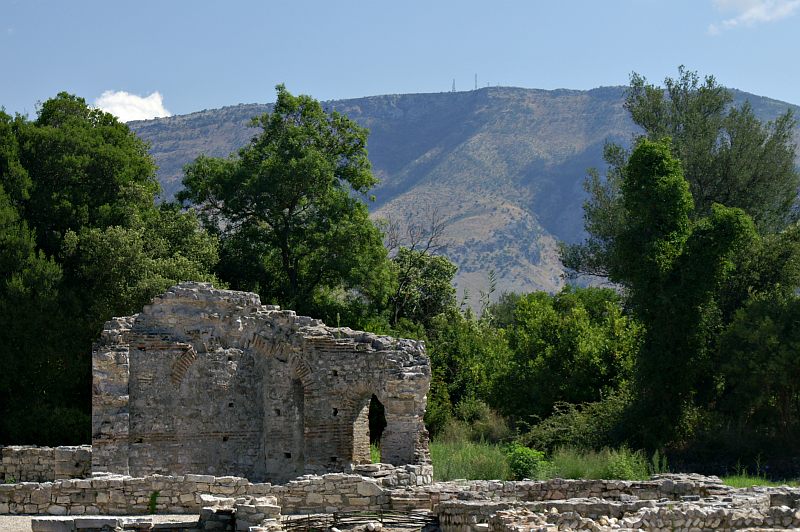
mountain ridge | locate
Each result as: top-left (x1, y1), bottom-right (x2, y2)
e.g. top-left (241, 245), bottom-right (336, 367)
top-left (129, 85), bottom-right (800, 304)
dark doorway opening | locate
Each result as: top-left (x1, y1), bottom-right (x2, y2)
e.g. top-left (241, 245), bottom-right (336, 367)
top-left (368, 394), bottom-right (386, 445)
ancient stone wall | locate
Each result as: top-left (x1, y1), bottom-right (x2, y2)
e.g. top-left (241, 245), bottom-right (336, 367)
top-left (0, 446), bottom-right (91, 483)
top-left (8, 473), bottom-right (800, 531)
top-left (92, 283), bottom-right (430, 483)
top-left (0, 468), bottom-right (423, 515)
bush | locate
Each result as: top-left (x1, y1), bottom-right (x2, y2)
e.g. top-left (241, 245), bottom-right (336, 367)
top-left (424, 384), bottom-right (453, 438)
top-left (506, 443), bottom-right (547, 480)
top-left (440, 398), bottom-right (512, 444)
top-left (522, 390), bottom-right (630, 452)
top-left (456, 396), bottom-right (491, 423)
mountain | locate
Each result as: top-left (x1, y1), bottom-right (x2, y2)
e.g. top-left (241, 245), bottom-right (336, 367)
top-left (129, 86), bottom-right (800, 304)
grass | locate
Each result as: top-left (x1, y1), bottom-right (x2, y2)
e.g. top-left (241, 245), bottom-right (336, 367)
top-left (370, 443), bottom-right (381, 464)
top-left (429, 440), bottom-right (668, 481)
top-left (430, 440), bottom-right (510, 481)
top-left (721, 474), bottom-right (799, 488)
top-left (546, 446), bottom-right (652, 480)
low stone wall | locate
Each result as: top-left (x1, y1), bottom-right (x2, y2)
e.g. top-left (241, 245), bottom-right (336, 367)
top-left (385, 473), bottom-right (732, 513)
top-left (0, 471), bottom-right (392, 516)
top-left (0, 446), bottom-right (92, 483)
top-left (350, 463), bottom-right (433, 487)
top-left (431, 476), bottom-right (800, 532)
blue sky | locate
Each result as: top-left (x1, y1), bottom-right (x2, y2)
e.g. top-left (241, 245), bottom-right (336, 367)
top-left (2, 0), bottom-right (798, 121)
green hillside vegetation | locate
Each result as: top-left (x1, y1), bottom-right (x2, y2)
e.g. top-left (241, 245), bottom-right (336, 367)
top-left (3, 70), bottom-right (800, 481)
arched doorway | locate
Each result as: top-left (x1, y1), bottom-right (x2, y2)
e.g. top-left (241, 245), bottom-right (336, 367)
top-left (351, 393), bottom-right (387, 464)
top-left (368, 394), bottom-right (387, 462)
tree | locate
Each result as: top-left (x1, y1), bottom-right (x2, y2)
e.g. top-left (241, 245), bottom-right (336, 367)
top-left (15, 93), bottom-right (159, 258)
top-left (0, 95), bottom-right (217, 445)
top-left (612, 139), bottom-right (757, 447)
top-left (497, 286), bottom-right (640, 421)
top-left (626, 68), bottom-right (798, 232)
top-left (719, 293), bottom-right (800, 445)
top-left (179, 85), bottom-right (389, 319)
top-left (389, 247), bottom-right (457, 329)
top-left (379, 202), bottom-right (457, 329)
top-left (562, 67), bottom-right (799, 278)
top-left (0, 181), bottom-right (64, 442)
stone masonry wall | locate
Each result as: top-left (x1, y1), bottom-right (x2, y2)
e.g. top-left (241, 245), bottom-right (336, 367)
top-left (0, 446), bottom-right (91, 483)
top-left (0, 466), bottom-right (431, 516)
top-left (92, 282), bottom-right (431, 484)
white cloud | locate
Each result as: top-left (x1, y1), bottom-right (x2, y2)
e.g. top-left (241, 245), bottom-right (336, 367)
top-left (94, 90), bottom-right (171, 122)
top-left (709, 0), bottom-right (800, 34)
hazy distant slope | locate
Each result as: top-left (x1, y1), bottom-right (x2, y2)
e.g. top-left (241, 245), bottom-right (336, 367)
top-left (129, 86), bottom-right (799, 301)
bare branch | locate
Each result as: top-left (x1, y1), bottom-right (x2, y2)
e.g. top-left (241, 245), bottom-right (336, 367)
top-left (382, 201), bottom-right (450, 257)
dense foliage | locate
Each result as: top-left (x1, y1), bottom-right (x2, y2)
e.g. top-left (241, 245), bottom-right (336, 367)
top-left (179, 85), bottom-right (390, 323)
top-left (559, 68), bottom-right (800, 464)
top-left (0, 94), bottom-right (218, 444)
top-left (496, 287), bottom-right (639, 422)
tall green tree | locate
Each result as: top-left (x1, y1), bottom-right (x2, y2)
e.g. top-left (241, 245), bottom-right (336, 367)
top-left (612, 139), bottom-right (757, 447)
top-left (0, 95), bottom-right (217, 445)
top-left (0, 180), bottom-right (64, 442)
top-left (562, 67), bottom-right (799, 277)
top-left (179, 85), bottom-right (389, 320)
top-left (16, 93), bottom-right (159, 257)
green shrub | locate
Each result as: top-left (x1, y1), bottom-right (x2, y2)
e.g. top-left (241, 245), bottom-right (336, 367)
top-left (604, 447), bottom-right (648, 480)
top-left (456, 396), bottom-right (491, 423)
top-left (424, 374), bottom-right (453, 438)
top-left (448, 398), bottom-right (512, 444)
top-left (522, 390), bottom-right (630, 452)
top-left (471, 409), bottom-right (511, 443)
top-left (506, 443), bottom-right (547, 480)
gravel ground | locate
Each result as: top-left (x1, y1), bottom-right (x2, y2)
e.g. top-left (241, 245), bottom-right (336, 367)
top-left (0, 514), bottom-right (199, 531)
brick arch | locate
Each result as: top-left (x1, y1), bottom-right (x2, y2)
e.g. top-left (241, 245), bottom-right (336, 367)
top-left (169, 343), bottom-right (198, 385)
top-left (337, 386), bottom-right (383, 464)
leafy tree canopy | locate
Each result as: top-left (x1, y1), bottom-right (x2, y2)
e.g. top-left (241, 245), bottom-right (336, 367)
top-left (390, 247), bottom-right (457, 329)
top-left (0, 94), bottom-right (217, 445)
top-left (562, 67), bottom-right (799, 278)
top-left (15, 93), bottom-right (159, 257)
top-left (613, 139), bottom-right (758, 447)
top-left (497, 286), bottom-right (640, 422)
top-left (179, 85), bottom-right (389, 318)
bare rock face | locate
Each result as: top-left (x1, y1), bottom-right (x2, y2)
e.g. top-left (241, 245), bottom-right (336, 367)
top-left (91, 282), bottom-right (431, 483)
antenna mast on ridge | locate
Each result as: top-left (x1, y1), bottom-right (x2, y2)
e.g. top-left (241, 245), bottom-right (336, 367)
top-left (474, 74), bottom-right (477, 90)
top-left (451, 79), bottom-right (456, 92)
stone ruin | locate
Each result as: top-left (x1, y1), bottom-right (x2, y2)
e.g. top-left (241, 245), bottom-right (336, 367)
top-left (5, 282), bottom-right (800, 530)
top-left (91, 282), bottom-right (431, 483)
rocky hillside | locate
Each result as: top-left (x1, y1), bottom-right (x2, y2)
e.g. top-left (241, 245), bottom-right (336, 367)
top-left (129, 86), bottom-right (800, 302)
